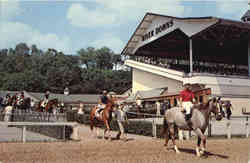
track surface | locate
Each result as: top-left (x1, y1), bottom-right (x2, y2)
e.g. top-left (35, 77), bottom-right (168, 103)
top-left (0, 125), bottom-right (249, 163)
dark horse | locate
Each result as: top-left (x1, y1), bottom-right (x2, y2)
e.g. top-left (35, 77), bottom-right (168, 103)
top-left (37, 98), bottom-right (59, 113)
top-left (90, 97), bottom-right (116, 140)
top-left (16, 97), bottom-right (31, 111)
top-left (162, 97), bottom-right (223, 157)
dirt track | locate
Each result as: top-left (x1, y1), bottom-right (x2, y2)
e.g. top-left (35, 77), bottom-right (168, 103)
top-left (0, 125), bottom-right (249, 163)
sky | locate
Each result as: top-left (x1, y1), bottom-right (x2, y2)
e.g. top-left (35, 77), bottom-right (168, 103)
top-left (0, 0), bottom-right (249, 55)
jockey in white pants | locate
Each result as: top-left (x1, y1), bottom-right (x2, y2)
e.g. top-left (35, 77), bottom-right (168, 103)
top-left (41, 90), bottom-right (50, 107)
top-left (179, 83), bottom-right (195, 123)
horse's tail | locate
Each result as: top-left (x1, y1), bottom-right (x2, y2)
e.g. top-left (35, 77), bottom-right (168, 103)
top-left (90, 107), bottom-right (95, 131)
top-left (160, 116), bottom-right (169, 137)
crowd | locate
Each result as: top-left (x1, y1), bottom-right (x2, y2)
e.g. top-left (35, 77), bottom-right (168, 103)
top-left (133, 56), bottom-right (248, 76)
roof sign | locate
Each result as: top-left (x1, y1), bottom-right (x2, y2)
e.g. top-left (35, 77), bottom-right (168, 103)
top-left (142, 19), bottom-right (174, 42)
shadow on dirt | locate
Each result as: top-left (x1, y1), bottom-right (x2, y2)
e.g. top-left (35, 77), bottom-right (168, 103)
top-left (178, 148), bottom-right (229, 159)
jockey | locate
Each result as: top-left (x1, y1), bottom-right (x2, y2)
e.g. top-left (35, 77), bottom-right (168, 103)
top-left (97, 90), bottom-right (109, 112)
top-left (3, 94), bottom-right (11, 105)
top-left (41, 90), bottom-right (50, 107)
top-left (179, 83), bottom-right (195, 122)
top-left (16, 91), bottom-right (24, 105)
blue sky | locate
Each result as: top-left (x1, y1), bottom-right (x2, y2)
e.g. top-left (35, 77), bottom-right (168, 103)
top-left (0, 0), bottom-right (249, 54)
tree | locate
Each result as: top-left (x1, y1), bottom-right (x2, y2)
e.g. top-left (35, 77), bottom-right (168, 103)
top-left (78, 47), bottom-right (96, 69)
top-left (15, 43), bottom-right (30, 55)
top-left (0, 43), bottom-right (132, 94)
top-left (96, 47), bottom-right (114, 70)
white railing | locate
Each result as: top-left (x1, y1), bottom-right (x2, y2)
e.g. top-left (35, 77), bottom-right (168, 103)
top-left (0, 122), bottom-right (79, 143)
top-left (126, 112), bottom-right (250, 139)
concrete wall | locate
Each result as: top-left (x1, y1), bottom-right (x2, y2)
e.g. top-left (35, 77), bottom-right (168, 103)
top-left (132, 68), bottom-right (182, 94)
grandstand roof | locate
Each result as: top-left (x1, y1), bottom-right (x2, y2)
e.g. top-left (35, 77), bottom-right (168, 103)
top-left (241, 10), bottom-right (250, 20)
top-left (122, 12), bottom-right (250, 65)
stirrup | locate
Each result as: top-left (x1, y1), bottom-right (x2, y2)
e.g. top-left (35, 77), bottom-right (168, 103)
top-left (181, 110), bottom-right (186, 114)
top-left (185, 114), bottom-right (191, 121)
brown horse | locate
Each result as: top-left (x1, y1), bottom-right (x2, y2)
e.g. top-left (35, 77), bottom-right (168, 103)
top-left (90, 97), bottom-right (116, 140)
top-left (37, 98), bottom-right (59, 113)
top-left (162, 97), bottom-right (223, 157)
top-left (4, 95), bottom-right (16, 106)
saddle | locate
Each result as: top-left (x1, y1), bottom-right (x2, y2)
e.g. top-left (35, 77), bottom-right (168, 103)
top-left (181, 108), bottom-right (193, 121)
top-left (95, 108), bottom-right (104, 118)
top-left (41, 100), bottom-right (48, 108)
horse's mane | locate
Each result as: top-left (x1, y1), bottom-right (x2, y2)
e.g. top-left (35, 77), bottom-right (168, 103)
top-left (194, 99), bottom-right (213, 111)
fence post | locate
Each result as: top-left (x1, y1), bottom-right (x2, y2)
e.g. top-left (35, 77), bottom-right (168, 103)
top-left (226, 120), bottom-right (231, 139)
top-left (70, 124), bottom-right (80, 140)
top-left (246, 117), bottom-right (249, 138)
top-left (152, 119), bottom-right (157, 138)
top-left (62, 125), bottom-right (66, 141)
top-left (22, 125), bottom-right (26, 143)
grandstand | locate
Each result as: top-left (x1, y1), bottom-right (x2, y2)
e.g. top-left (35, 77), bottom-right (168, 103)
top-left (122, 11), bottom-right (250, 115)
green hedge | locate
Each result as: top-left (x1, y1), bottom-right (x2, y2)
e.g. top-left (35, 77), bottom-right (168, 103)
top-left (67, 112), bottom-right (166, 138)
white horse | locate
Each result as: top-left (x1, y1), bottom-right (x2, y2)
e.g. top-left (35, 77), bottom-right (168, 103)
top-left (4, 106), bottom-right (13, 122)
top-left (162, 98), bottom-right (223, 157)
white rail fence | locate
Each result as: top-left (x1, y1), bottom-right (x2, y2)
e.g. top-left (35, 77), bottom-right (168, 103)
top-left (126, 111), bottom-right (250, 139)
top-left (0, 122), bottom-right (79, 143)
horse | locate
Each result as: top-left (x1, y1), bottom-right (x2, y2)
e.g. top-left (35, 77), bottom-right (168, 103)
top-left (161, 97), bottom-right (223, 157)
top-left (218, 99), bottom-right (232, 120)
top-left (16, 97), bottom-right (31, 111)
top-left (5, 95), bottom-right (16, 107)
top-left (3, 105), bottom-right (14, 122)
top-left (37, 98), bottom-right (59, 113)
top-left (90, 97), bottom-right (116, 140)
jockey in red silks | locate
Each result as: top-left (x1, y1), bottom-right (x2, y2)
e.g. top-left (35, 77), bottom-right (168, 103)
top-left (179, 83), bottom-right (195, 122)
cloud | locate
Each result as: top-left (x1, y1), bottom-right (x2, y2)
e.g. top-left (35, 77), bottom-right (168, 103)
top-left (216, 1), bottom-right (249, 19)
top-left (67, 0), bottom-right (185, 28)
top-left (90, 34), bottom-right (124, 53)
top-left (66, 3), bottom-right (117, 28)
top-left (95, 0), bottom-right (185, 18)
top-left (0, 0), bottom-right (74, 53)
top-left (0, 21), bottom-right (73, 53)
top-left (0, 0), bottom-right (22, 20)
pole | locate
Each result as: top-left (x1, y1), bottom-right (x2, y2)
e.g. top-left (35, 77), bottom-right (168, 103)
top-left (189, 38), bottom-right (193, 74)
top-left (246, 117), bottom-right (249, 138)
top-left (22, 126), bottom-right (26, 143)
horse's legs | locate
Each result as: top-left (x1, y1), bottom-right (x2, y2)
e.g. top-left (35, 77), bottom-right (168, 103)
top-left (200, 130), bottom-right (206, 155)
top-left (163, 124), bottom-right (170, 147)
top-left (196, 137), bottom-right (202, 157)
top-left (104, 120), bottom-right (111, 140)
top-left (194, 128), bottom-right (206, 157)
top-left (90, 116), bottom-right (97, 138)
top-left (169, 124), bottom-right (180, 154)
top-left (103, 128), bottom-right (107, 139)
top-left (164, 130), bottom-right (170, 147)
